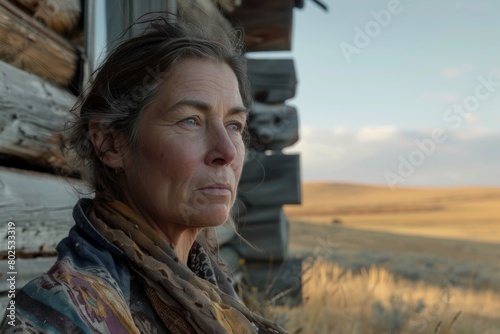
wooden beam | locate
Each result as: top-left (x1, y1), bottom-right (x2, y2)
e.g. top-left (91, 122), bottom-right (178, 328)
top-left (248, 103), bottom-right (299, 152)
top-left (0, 1), bottom-right (79, 87)
top-left (0, 61), bottom-right (76, 170)
top-left (231, 206), bottom-right (289, 261)
top-left (0, 167), bottom-right (86, 256)
top-left (238, 152), bottom-right (301, 206)
top-left (229, 0), bottom-right (294, 51)
top-left (176, 0), bottom-right (234, 33)
top-left (12, 0), bottom-right (82, 36)
top-left (247, 58), bottom-right (297, 104)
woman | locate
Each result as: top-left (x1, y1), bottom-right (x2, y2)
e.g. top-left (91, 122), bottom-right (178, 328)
top-left (1, 16), bottom-right (288, 334)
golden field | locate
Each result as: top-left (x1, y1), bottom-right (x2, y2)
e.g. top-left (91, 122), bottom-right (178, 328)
top-left (266, 182), bottom-right (500, 333)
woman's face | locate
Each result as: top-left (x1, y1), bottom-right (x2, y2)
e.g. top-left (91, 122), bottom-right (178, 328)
top-left (120, 59), bottom-right (247, 230)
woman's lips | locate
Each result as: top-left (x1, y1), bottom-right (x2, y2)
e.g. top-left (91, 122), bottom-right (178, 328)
top-left (199, 184), bottom-right (232, 196)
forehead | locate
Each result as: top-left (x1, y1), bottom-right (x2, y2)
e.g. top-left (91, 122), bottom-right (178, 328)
top-left (156, 59), bottom-right (243, 107)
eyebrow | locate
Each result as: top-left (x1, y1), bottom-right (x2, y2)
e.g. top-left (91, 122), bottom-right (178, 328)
top-left (165, 99), bottom-right (248, 117)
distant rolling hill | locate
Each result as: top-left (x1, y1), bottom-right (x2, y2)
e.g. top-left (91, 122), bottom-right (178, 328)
top-left (284, 182), bottom-right (500, 243)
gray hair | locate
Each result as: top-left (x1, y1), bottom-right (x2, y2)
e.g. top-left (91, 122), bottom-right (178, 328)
top-left (64, 16), bottom-right (251, 200)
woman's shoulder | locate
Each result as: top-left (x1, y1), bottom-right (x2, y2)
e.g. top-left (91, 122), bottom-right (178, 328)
top-left (0, 198), bottom-right (138, 333)
top-left (1, 257), bottom-right (138, 333)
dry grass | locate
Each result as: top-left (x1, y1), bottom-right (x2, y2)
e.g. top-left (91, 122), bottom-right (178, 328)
top-left (265, 182), bottom-right (500, 333)
top-left (263, 258), bottom-right (500, 334)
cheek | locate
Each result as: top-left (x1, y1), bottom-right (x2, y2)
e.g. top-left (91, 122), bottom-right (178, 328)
top-left (233, 143), bottom-right (246, 178)
top-left (157, 144), bottom-right (202, 180)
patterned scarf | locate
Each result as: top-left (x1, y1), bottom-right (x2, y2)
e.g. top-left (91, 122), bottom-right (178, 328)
top-left (86, 199), bottom-right (288, 334)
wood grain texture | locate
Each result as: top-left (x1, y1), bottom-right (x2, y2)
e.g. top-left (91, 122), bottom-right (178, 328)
top-left (231, 206), bottom-right (289, 261)
top-left (247, 59), bottom-right (297, 104)
top-left (238, 152), bottom-right (301, 206)
top-left (0, 1), bottom-right (78, 86)
top-left (176, 0), bottom-right (233, 34)
top-left (0, 61), bottom-right (76, 169)
top-left (12, 0), bottom-right (82, 36)
top-left (248, 103), bottom-right (299, 151)
top-left (229, 0), bottom-right (293, 51)
top-left (0, 167), bottom-right (86, 256)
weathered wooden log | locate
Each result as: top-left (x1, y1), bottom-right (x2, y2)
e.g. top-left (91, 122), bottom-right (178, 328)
top-left (248, 103), bottom-right (299, 151)
top-left (176, 0), bottom-right (234, 36)
top-left (241, 257), bottom-right (302, 306)
top-left (13, 0), bottom-right (81, 36)
top-left (229, 0), bottom-right (294, 51)
top-left (0, 167), bottom-right (86, 256)
top-left (231, 206), bottom-right (289, 261)
top-left (0, 61), bottom-right (76, 170)
top-left (0, 257), bottom-right (57, 293)
top-left (0, 1), bottom-right (79, 87)
top-left (247, 59), bottom-right (296, 104)
top-left (238, 152), bottom-right (301, 206)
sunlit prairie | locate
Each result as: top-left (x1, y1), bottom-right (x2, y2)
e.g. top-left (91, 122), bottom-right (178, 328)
top-left (285, 182), bottom-right (500, 243)
top-left (265, 182), bottom-right (500, 333)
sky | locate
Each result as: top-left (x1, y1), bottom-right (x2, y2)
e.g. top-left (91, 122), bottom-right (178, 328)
top-left (249, 0), bottom-right (500, 188)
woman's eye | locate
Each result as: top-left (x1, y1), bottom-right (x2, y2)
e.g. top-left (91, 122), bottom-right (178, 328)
top-left (181, 117), bottom-right (198, 126)
top-left (227, 122), bottom-right (243, 133)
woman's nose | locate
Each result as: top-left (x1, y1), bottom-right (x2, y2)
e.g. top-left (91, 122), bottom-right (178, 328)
top-left (205, 123), bottom-right (238, 166)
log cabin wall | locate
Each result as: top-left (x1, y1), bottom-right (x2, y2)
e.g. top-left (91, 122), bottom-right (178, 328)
top-left (0, 0), bottom-right (303, 312)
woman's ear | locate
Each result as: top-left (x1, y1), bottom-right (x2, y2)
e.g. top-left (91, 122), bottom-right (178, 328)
top-left (88, 121), bottom-right (125, 169)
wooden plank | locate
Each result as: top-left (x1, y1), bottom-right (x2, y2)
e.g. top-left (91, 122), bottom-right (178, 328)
top-left (231, 206), bottom-right (289, 261)
top-left (241, 257), bottom-right (302, 306)
top-left (0, 1), bottom-right (79, 87)
top-left (0, 61), bottom-right (77, 170)
top-left (247, 59), bottom-right (297, 104)
top-left (238, 152), bottom-right (301, 206)
top-left (229, 0), bottom-right (294, 51)
top-left (176, 0), bottom-right (233, 37)
top-left (0, 295), bottom-right (9, 316)
top-left (0, 167), bottom-right (85, 256)
top-left (0, 257), bottom-right (56, 293)
top-left (12, 0), bottom-right (81, 36)
top-left (248, 103), bottom-right (299, 151)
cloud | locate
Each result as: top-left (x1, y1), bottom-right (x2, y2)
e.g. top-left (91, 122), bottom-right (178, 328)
top-left (451, 126), bottom-right (496, 140)
top-left (356, 126), bottom-right (399, 142)
top-left (441, 64), bottom-right (472, 78)
top-left (284, 125), bottom-right (500, 188)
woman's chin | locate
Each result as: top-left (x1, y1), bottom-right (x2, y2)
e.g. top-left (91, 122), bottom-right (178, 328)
top-left (188, 206), bottom-right (231, 227)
